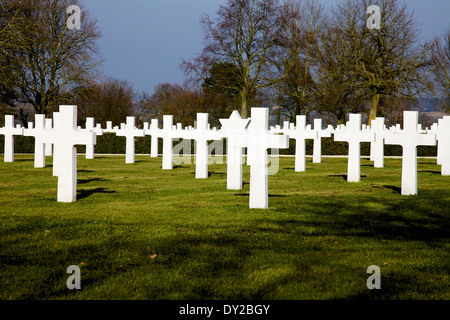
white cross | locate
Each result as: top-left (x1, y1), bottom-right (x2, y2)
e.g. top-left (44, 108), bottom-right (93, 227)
top-left (384, 111), bottom-right (436, 195)
top-left (52, 112), bottom-right (61, 177)
top-left (0, 115), bottom-right (23, 162)
top-left (284, 115), bottom-right (317, 172)
top-left (103, 121), bottom-right (119, 133)
top-left (247, 108), bottom-right (289, 209)
top-left (436, 116), bottom-right (450, 176)
top-left (185, 113), bottom-right (222, 179)
top-left (219, 110), bottom-right (251, 190)
top-left (427, 119), bottom-right (446, 166)
top-left (115, 116), bottom-right (145, 164)
top-left (45, 118), bottom-right (53, 156)
top-left (334, 113), bottom-right (375, 182)
top-left (160, 115), bottom-right (183, 170)
top-left (369, 117), bottom-right (387, 168)
top-left (42, 105), bottom-right (96, 202)
top-left (23, 114), bottom-right (49, 168)
top-left (172, 122), bottom-right (192, 166)
top-left (83, 117), bottom-right (103, 159)
top-left (311, 118), bottom-right (331, 164)
top-left (144, 119), bottom-right (160, 157)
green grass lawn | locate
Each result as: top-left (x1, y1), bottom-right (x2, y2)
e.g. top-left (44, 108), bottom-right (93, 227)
top-left (0, 154), bottom-right (449, 300)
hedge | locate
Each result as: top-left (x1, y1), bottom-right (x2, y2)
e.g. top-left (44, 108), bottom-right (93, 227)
top-left (0, 133), bottom-right (437, 157)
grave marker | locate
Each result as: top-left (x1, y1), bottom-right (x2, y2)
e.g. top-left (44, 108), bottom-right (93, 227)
top-left (284, 116), bottom-right (317, 172)
top-left (246, 108), bottom-right (289, 209)
top-left (83, 117), bottom-right (103, 159)
top-left (370, 117), bottom-right (387, 168)
top-left (219, 110), bottom-right (251, 190)
top-left (436, 116), bottom-right (450, 176)
top-left (311, 118), bottom-right (331, 164)
top-left (186, 113), bottom-right (222, 179)
top-left (115, 116), bottom-right (145, 164)
top-left (44, 106), bottom-right (96, 202)
top-left (384, 111), bottom-right (436, 195)
top-left (334, 113), bottom-right (375, 182)
top-left (45, 118), bottom-right (53, 156)
top-left (160, 115), bottom-right (183, 170)
top-left (0, 115), bottom-right (23, 162)
top-left (23, 114), bottom-right (48, 168)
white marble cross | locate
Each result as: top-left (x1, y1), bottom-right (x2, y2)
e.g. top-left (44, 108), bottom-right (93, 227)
top-left (334, 113), bottom-right (375, 182)
top-left (23, 114), bottom-right (49, 168)
top-left (284, 115), bottom-right (317, 172)
top-left (369, 117), bottom-right (387, 168)
top-left (103, 121), bottom-right (119, 133)
top-left (219, 110), bottom-right (251, 190)
top-left (44, 106), bottom-right (96, 202)
top-left (384, 111), bottom-right (436, 195)
top-left (0, 115), bottom-right (23, 162)
top-left (436, 116), bottom-right (450, 176)
top-left (52, 112), bottom-right (61, 177)
top-left (246, 108), bottom-right (289, 209)
top-left (83, 117), bottom-right (103, 159)
top-left (311, 118), bottom-right (331, 164)
top-left (186, 113), bottom-right (222, 179)
top-left (45, 118), bottom-right (53, 156)
top-left (116, 116), bottom-right (145, 164)
top-left (143, 119), bottom-right (160, 157)
top-left (428, 118), bottom-right (447, 167)
top-left (160, 115), bottom-right (183, 170)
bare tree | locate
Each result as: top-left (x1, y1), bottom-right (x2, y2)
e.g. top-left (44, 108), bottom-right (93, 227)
top-left (271, 0), bottom-right (324, 121)
top-left (182, 0), bottom-right (288, 118)
top-left (0, 0), bottom-right (102, 116)
top-left (431, 29), bottom-right (450, 112)
top-left (76, 78), bottom-right (135, 127)
top-left (325, 0), bottom-right (434, 125)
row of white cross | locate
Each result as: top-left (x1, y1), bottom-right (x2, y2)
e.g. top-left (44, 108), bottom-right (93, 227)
top-left (0, 105), bottom-right (449, 208)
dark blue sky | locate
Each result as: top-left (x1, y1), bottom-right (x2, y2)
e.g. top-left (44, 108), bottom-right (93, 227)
top-left (83, 0), bottom-right (450, 95)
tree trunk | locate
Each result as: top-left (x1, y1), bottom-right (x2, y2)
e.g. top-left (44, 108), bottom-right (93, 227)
top-left (240, 91), bottom-right (248, 119)
top-left (368, 93), bottom-right (380, 126)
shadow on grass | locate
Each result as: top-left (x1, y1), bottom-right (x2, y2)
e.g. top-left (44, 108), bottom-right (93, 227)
top-left (328, 174), bottom-right (367, 181)
top-left (381, 185), bottom-right (401, 194)
top-left (234, 192), bottom-right (286, 197)
top-left (173, 165), bottom-right (189, 169)
top-left (418, 170), bottom-right (441, 174)
top-left (77, 178), bottom-right (110, 185)
top-left (208, 171), bottom-right (225, 177)
top-left (77, 187), bottom-right (117, 200)
top-left (275, 189), bottom-right (450, 243)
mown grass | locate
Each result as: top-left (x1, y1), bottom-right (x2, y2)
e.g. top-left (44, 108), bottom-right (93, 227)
top-left (0, 154), bottom-right (449, 300)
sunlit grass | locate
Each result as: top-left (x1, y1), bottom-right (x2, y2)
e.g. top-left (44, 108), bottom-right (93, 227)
top-left (0, 154), bottom-right (448, 299)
